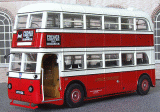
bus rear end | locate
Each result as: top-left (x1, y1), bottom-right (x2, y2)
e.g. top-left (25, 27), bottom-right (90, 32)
top-left (8, 52), bottom-right (42, 109)
top-left (7, 11), bottom-right (63, 108)
top-left (8, 52), bottom-right (64, 109)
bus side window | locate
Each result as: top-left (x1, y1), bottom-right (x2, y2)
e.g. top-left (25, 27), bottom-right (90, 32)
top-left (122, 53), bottom-right (134, 66)
top-left (104, 17), bottom-right (119, 30)
top-left (64, 55), bottom-right (84, 70)
top-left (136, 53), bottom-right (149, 65)
top-left (121, 18), bottom-right (134, 30)
top-left (63, 14), bottom-right (83, 29)
top-left (46, 13), bottom-right (60, 28)
top-left (86, 15), bottom-right (102, 30)
top-left (30, 13), bottom-right (43, 28)
top-left (17, 15), bottom-right (28, 29)
top-left (105, 54), bottom-right (119, 67)
top-left (87, 54), bottom-right (103, 68)
top-left (136, 18), bottom-right (148, 30)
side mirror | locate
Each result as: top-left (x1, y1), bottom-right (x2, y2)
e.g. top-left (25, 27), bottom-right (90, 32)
top-left (4, 55), bottom-right (8, 59)
top-left (4, 53), bottom-right (14, 59)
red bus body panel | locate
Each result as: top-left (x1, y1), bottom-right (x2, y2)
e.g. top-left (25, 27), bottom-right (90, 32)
top-left (8, 69), bottom-right (155, 107)
top-left (60, 69), bottom-right (155, 98)
top-left (12, 30), bottom-right (154, 48)
top-left (8, 78), bottom-right (42, 104)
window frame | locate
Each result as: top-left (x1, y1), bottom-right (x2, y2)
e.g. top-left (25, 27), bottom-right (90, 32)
top-left (121, 17), bottom-right (134, 31)
top-left (17, 14), bottom-right (28, 29)
top-left (86, 14), bottom-right (102, 30)
top-left (28, 13), bottom-right (43, 29)
top-left (0, 11), bottom-right (12, 66)
top-left (9, 53), bottom-right (38, 73)
top-left (64, 54), bottom-right (84, 70)
top-left (136, 18), bottom-right (149, 31)
top-left (46, 12), bottom-right (60, 29)
top-left (24, 53), bottom-right (37, 72)
top-left (136, 52), bottom-right (149, 65)
top-left (86, 53), bottom-right (103, 69)
top-left (104, 16), bottom-right (119, 30)
top-left (63, 13), bottom-right (84, 29)
top-left (10, 53), bottom-right (22, 72)
top-left (105, 53), bottom-right (119, 67)
top-left (121, 53), bottom-right (135, 66)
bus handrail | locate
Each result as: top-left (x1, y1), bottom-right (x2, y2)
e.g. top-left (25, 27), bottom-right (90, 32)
top-left (41, 68), bottom-right (44, 102)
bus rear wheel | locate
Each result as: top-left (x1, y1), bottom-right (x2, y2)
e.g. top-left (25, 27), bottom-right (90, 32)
top-left (65, 84), bottom-right (84, 108)
top-left (137, 75), bottom-right (150, 95)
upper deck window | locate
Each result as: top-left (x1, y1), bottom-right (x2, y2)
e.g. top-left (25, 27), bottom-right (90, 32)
top-left (29, 13), bottom-right (43, 28)
top-left (136, 19), bottom-right (148, 30)
top-left (17, 15), bottom-right (27, 29)
top-left (63, 14), bottom-right (83, 29)
top-left (104, 17), bottom-right (119, 30)
top-left (46, 13), bottom-right (60, 28)
top-left (86, 15), bottom-right (102, 30)
top-left (121, 18), bottom-right (134, 30)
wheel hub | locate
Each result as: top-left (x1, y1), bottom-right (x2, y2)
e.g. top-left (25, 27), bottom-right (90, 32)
top-left (141, 79), bottom-right (149, 91)
top-left (71, 89), bottom-right (81, 103)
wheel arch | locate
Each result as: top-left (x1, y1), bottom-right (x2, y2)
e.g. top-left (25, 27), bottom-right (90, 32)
top-left (138, 73), bottom-right (154, 87)
top-left (64, 80), bottom-right (87, 98)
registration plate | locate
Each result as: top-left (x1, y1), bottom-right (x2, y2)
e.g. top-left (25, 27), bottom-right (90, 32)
top-left (16, 90), bottom-right (24, 95)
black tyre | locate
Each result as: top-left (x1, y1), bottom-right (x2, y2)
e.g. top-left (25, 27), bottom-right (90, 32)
top-left (137, 75), bottom-right (150, 95)
top-left (65, 84), bottom-right (84, 108)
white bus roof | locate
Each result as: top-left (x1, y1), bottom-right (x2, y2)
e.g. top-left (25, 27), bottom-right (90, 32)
top-left (18, 3), bottom-right (153, 30)
top-left (18, 3), bottom-right (150, 18)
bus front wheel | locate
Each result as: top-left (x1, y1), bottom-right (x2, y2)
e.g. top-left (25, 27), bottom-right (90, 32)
top-left (137, 75), bottom-right (150, 95)
top-left (65, 83), bottom-right (84, 108)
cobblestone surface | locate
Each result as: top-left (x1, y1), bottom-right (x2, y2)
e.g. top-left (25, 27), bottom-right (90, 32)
top-left (1, 64), bottom-right (160, 83)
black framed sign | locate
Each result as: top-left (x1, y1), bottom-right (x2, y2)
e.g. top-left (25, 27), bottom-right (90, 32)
top-left (23, 31), bottom-right (34, 41)
top-left (46, 35), bottom-right (61, 45)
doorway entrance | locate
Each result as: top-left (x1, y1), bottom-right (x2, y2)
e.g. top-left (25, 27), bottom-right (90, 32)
top-left (42, 54), bottom-right (60, 100)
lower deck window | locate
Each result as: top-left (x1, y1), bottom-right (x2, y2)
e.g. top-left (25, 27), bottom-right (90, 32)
top-left (87, 54), bottom-right (102, 68)
top-left (122, 53), bottom-right (134, 66)
top-left (105, 54), bottom-right (119, 67)
top-left (11, 53), bottom-right (22, 71)
top-left (137, 53), bottom-right (149, 65)
top-left (24, 53), bottom-right (37, 72)
top-left (64, 55), bottom-right (84, 70)
top-left (10, 53), bottom-right (37, 72)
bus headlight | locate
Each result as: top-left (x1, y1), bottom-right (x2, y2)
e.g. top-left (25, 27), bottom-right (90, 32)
top-left (8, 83), bottom-right (12, 89)
top-left (28, 86), bottom-right (33, 92)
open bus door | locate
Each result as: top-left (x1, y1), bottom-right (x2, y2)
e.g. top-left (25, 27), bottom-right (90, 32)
top-left (41, 54), bottom-right (60, 101)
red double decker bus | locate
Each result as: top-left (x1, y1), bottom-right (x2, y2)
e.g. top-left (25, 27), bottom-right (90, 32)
top-left (7, 3), bottom-right (155, 109)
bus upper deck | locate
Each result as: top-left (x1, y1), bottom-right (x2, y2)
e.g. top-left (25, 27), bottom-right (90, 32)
top-left (12, 3), bottom-right (153, 48)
